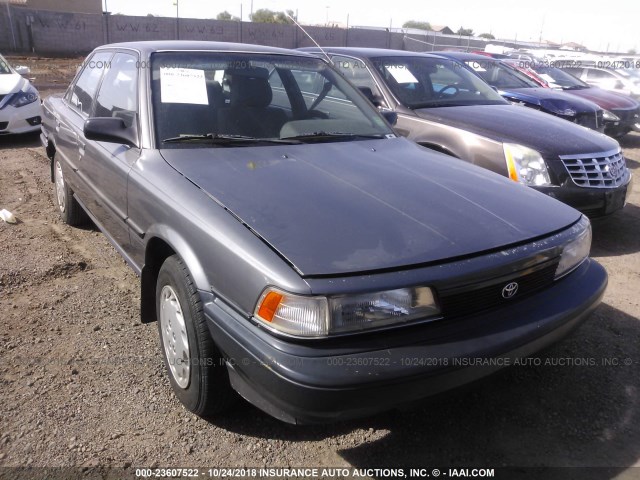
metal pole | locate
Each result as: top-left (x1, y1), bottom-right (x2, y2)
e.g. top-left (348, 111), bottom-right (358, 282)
top-left (6, 2), bottom-right (17, 51)
top-left (345, 13), bottom-right (349, 46)
top-left (176, 0), bottom-right (180, 40)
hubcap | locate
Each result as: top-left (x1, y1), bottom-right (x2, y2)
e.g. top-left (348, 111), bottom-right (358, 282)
top-left (54, 161), bottom-right (66, 213)
top-left (159, 285), bottom-right (191, 388)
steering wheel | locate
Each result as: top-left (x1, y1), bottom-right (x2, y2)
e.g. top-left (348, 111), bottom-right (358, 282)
top-left (436, 84), bottom-right (460, 98)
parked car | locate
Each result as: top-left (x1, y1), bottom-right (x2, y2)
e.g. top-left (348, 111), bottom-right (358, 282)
top-left (435, 52), bottom-right (605, 132)
top-left (0, 53), bottom-right (42, 134)
top-left (41, 41), bottom-right (607, 424)
top-left (509, 61), bottom-right (640, 138)
top-left (561, 64), bottom-right (640, 99)
top-left (301, 47), bottom-right (632, 218)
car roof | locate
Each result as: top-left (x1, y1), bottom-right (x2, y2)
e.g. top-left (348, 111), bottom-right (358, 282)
top-left (433, 51), bottom-right (499, 62)
top-left (94, 40), bottom-right (318, 58)
top-left (299, 46), bottom-right (442, 59)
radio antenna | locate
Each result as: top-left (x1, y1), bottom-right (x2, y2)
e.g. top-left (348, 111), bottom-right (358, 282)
top-left (285, 12), bottom-right (333, 64)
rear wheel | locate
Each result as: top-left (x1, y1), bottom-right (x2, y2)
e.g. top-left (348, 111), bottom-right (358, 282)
top-left (53, 158), bottom-right (87, 226)
top-left (156, 255), bottom-right (235, 417)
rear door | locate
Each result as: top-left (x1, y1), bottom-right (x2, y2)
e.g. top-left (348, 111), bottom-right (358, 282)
top-left (79, 51), bottom-right (140, 254)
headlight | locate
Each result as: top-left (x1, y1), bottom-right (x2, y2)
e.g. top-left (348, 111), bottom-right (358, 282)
top-left (602, 110), bottom-right (621, 122)
top-left (8, 84), bottom-right (39, 108)
top-left (539, 99), bottom-right (577, 117)
top-left (555, 216), bottom-right (592, 279)
top-left (503, 143), bottom-right (552, 186)
top-left (254, 286), bottom-right (440, 338)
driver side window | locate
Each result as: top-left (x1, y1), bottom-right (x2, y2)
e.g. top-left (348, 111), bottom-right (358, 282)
top-left (94, 53), bottom-right (139, 128)
top-left (67, 52), bottom-right (113, 116)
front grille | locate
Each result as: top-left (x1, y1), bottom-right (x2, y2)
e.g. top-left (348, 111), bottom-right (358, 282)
top-left (438, 261), bottom-right (559, 319)
top-left (560, 150), bottom-right (628, 188)
top-left (575, 112), bottom-right (598, 130)
top-left (0, 122), bottom-right (8, 130)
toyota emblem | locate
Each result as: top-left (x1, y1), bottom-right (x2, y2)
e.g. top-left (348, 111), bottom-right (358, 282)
top-left (502, 282), bottom-right (519, 299)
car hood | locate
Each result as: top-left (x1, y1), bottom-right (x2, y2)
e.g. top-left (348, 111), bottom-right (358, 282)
top-left (160, 138), bottom-right (580, 276)
top-left (500, 87), bottom-right (599, 114)
top-left (413, 104), bottom-right (618, 157)
top-left (0, 73), bottom-right (24, 95)
top-left (563, 87), bottom-right (640, 110)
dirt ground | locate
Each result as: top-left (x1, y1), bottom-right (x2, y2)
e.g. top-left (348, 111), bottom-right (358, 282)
top-left (0, 56), bottom-right (639, 480)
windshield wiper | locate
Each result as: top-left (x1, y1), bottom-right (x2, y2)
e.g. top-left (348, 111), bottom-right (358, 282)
top-left (280, 131), bottom-right (387, 142)
top-left (162, 133), bottom-right (301, 145)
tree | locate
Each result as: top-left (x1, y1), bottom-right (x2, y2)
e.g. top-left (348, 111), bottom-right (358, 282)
top-left (275, 9), bottom-right (295, 24)
top-left (479, 33), bottom-right (495, 40)
top-left (250, 8), bottom-right (294, 24)
top-left (216, 11), bottom-right (239, 21)
top-left (402, 20), bottom-right (431, 31)
top-left (457, 27), bottom-right (474, 36)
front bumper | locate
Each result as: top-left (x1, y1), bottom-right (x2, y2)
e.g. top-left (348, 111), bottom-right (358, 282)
top-left (0, 100), bottom-right (42, 134)
top-left (202, 259), bottom-right (606, 424)
top-left (536, 173), bottom-right (633, 218)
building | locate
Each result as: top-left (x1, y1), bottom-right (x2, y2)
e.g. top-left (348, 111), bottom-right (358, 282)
top-left (430, 25), bottom-right (454, 35)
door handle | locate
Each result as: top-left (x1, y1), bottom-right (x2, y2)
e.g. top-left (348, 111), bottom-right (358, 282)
top-left (78, 141), bottom-right (86, 157)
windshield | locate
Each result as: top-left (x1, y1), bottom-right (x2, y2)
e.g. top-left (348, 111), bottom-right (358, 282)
top-left (530, 66), bottom-right (590, 90)
top-left (370, 56), bottom-right (506, 109)
top-left (464, 59), bottom-right (539, 89)
top-left (151, 52), bottom-right (394, 148)
top-left (0, 55), bottom-right (12, 75)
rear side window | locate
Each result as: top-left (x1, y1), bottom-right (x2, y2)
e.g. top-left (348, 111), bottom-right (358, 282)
top-left (94, 53), bottom-right (139, 127)
top-left (68, 52), bottom-right (112, 116)
top-left (332, 55), bottom-right (382, 96)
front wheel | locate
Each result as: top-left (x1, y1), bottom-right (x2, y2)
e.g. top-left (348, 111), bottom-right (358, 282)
top-left (53, 158), bottom-right (87, 226)
top-left (156, 255), bottom-right (235, 417)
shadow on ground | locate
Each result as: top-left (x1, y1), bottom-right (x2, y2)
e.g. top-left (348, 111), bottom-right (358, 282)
top-left (0, 131), bottom-right (41, 150)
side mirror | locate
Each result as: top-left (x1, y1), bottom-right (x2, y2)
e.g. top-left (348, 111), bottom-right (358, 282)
top-left (358, 86), bottom-right (385, 108)
top-left (380, 109), bottom-right (398, 126)
top-left (15, 65), bottom-right (30, 75)
top-left (84, 117), bottom-right (138, 147)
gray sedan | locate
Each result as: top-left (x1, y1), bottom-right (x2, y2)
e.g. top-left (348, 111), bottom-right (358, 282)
top-left (41, 41), bottom-right (606, 424)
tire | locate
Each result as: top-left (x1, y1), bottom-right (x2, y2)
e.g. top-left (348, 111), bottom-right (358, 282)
top-left (156, 254), bottom-right (235, 417)
top-left (53, 157), bottom-right (87, 226)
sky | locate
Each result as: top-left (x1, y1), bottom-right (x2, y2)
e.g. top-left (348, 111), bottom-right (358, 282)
top-left (103, 0), bottom-right (639, 53)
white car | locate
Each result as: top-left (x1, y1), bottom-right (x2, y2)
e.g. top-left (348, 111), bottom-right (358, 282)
top-left (562, 65), bottom-right (640, 100)
top-left (0, 54), bottom-right (42, 134)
